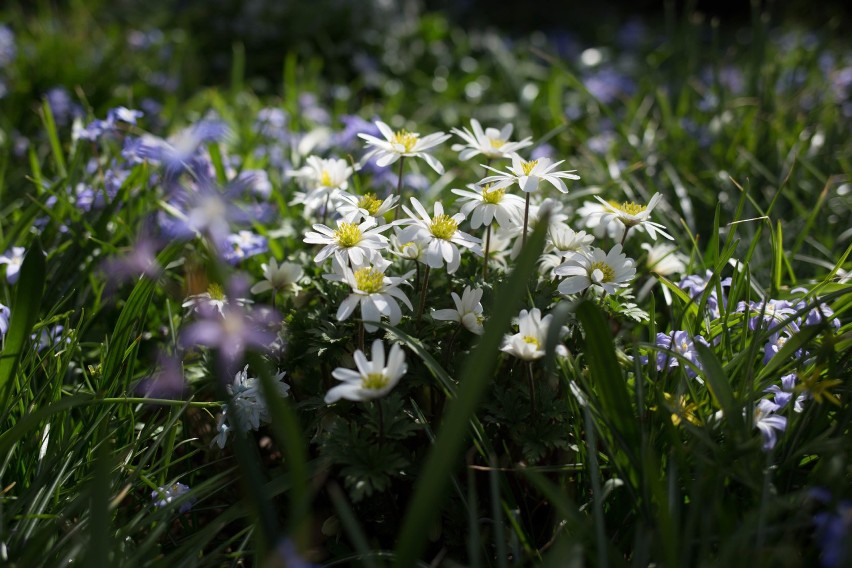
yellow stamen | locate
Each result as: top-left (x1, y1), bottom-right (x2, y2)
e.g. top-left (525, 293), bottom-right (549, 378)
top-left (608, 199), bottom-right (647, 216)
top-left (391, 130), bottom-right (419, 153)
top-left (357, 193), bottom-right (383, 215)
top-left (429, 214), bottom-right (459, 240)
top-left (334, 222), bottom-right (362, 247)
top-left (489, 137), bottom-right (506, 149)
top-left (522, 335), bottom-right (540, 348)
top-left (520, 160), bottom-right (539, 175)
top-left (320, 169), bottom-right (333, 187)
top-left (481, 185), bottom-right (505, 204)
top-left (353, 267), bottom-right (384, 294)
top-left (589, 261), bottom-right (616, 283)
top-left (207, 283), bottom-right (225, 301)
top-left (362, 372), bottom-right (389, 390)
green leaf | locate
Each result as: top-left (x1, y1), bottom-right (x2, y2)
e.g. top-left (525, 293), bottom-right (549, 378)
top-left (0, 241), bottom-right (46, 408)
top-left (694, 343), bottom-right (743, 431)
top-left (392, 215), bottom-right (549, 568)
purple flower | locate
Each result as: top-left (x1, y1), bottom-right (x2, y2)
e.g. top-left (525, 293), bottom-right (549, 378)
top-left (134, 353), bottom-right (187, 400)
top-left (102, 238), bottom-right (163, 285)
top-left (813, 498), bottom-right (852, 568)
top-left (765, 373), bottom-right (806, 413)
top-left (32, 325), bottom-right (68, 351)
top-left (222, 231), bottom-right (268, 265)
top-left (0, 25), bottom-right (16, 67)
top-left (677, 270), bottom-right (732, 317)
top-left (0, 303), bottom-right (9, 338)
top-left (736, 299), bottom-right (798, 333)
top-left (0, 246), bottom-right (25, 284)
top-left (152, 482), bottom-right (194, 513)
top-left (233, 169), bottom-right (272, 199)
top-left (73, 119), bottom-right (111, 143)
top-left (801, 302), bottom-right (841, 331)
top-left (583, 67), bottom-right (635, 105)
top-left (753, 399), bottom-right (786, 451)
top-left (45, 87), bottom-right (81, 126)
top-left (333, 114), bottom-right (378, 149)
top-left (180, 298), bottom-right (280, 374)
top-left (654, 330), bottom-right (710, 380)
top-left (107, 106), bottom-right (143, 126)
top-left (762, 331), bottom-right (803, 365)
top-left (135, 120), bottom-right (230, 176)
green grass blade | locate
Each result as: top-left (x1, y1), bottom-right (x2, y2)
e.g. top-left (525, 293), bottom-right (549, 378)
top-left (0, 241), bottom-right (45, 407)
top-left (392, 217), bottom-right (548, 568)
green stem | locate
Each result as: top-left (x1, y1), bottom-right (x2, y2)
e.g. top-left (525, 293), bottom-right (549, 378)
top-left (93, 397), bottom-right (222, 408)
top-left (416, 266), bottom-right (431, 323)
top-left (522, 193), bottom-right (531, 248)
top-left (394, 156), bottom-right (406, 220)
top-left (527, 362), bottom-right (537, 415)
top-left (483, 224), bottom-right (492, 279)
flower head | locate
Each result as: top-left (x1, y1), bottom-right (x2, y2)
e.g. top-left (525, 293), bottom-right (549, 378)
top-left (358, 120), bottom-right (451, 174)
top-left (554, 244), bottom-right (636, 296)
top-left (0, 303), bottom-right (10, 339)
top-left (501, 308), bottom-right (568, 361)
top-left (432, 286), bottom-right (486, 335)
top-left (303, 218), bottom-right (391, 267)
top-left (152, 482), bottom-right (194, 513)
top-left (481, 154), bottom-right (580, 194)
top-left (641, 242), bottom-right (687, 276)
top-left (396, 197), bottom-right (481, 274)
top-left (325, 258), bottom-right (414, 332)
top-left (450, 119), bottom-right (533, 161)
top-left (250, 258), bottom-right (304, 295)
top-left (223, 230), bottom-right (268, 265)
top-left (335, 191), bottom-right (399, 224)
top-left (753, 399), bottom-right (786, 451)
top-left (652, 330), bottom-right (710, 380)
top-left (593, 193), bottom-right (673, 241)
top-left (450, 183), bottom-right (525, 229)
top-left (325, 340), bottom-right (407, 403)
top-left (0, 247), bottom-right (25, 284)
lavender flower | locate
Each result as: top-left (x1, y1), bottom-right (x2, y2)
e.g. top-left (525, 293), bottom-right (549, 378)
top-left (0, 25), bottom-right (16, 67)
top-left (0, 246), bottom-right (25, 284)
top-left (151, 482), bottom-right (193, 513)
top-left (765, 373), bottom-right (806, 413)
top-left (223, 231), bottom-right (268, 265)
top-left (753, 399), bottom-right (786, 451)
top-left (677, 270), bottom-right (732, 318)
top-left (0, 303), bottom-right (9, 339)
top-left (736, 299), bottom-right (798, 333)
top-left (812, 496), bottom-right (852, 568)
top-left (134, 354), bottom-right (187, 400)
top-left (654, 330), bottom-right (710, 380)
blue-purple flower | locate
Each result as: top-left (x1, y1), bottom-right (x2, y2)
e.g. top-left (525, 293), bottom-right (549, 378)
top-left (753, 399), bottom-right (786, 451)
top-left (765, 373), bottom-right (807, 413)
top-left (0, 246), bottom-right (25, 284)
top-left (0, 303), bottom-right (9, 339)
top-left (654, 330), bottom-right (710, 380)
top-left (151, 482), bottom-right (193, 513)
top-left (811, 493), bottom-right (852, 568)
top-left (223, 231), bottom-right (268, 265)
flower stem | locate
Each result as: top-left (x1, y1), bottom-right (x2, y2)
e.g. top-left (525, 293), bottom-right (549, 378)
top-left (394, 156), bottom-right (406, 220)
top-left (321, 192), bottom-right (331, 225)
top-left (522, 192), bottom-right (531, 248)
top-left (377, 399), bottom-right (385, 446)
top-left (358, 321), bottom-right (365, 352)
top-left (619, 225), bottom-right (631, 247)
top-left (527, 362), bottom-right (537, 415)
top-left (416, 265), bottom-right (431, 323)
top-left (482, 224), bottom-right (492, 279)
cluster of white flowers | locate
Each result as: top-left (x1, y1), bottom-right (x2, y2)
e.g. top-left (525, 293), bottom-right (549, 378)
top-left (286, 117), bottom-right (676, 402)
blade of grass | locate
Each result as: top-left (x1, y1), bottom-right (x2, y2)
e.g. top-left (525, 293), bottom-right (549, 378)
top-left (392, 216), bottom-right (548, 568)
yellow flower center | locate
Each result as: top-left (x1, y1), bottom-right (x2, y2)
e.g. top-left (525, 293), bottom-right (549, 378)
top-left (391, 130), bottom-right (419, 153)
top-left (357, 193), bottom-right (383, 215)
top-left (589, 261), bottom-right (616, 283)
top-left (522, 335), bottom-right (540, 348)
top-left (489, 137), bottom-right (506, 149)
top-left (334, 222), bottom-right (362, 247)
top-left (429, 214), bottom-right (458, 240)
top-left (481, 186), bottom-right (505, 204)
top-left (663, 393), bottom-right (700, 426)
top-left (362, 372), bottom-right (389, 390)
top-left (320, 169), bottom-right (333, 187)
top-left (679, 340), bottom-right (690, 353)
top-left (207, 283), bottom-right (225, 301)
top-left (608, 200), bottom-right (647, 216)
top-left (353, 267), bottom-right (384, 294)
top-left (520, 160), bottom-right (539, 175)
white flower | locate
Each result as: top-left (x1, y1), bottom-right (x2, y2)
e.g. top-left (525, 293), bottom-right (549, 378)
top-left (389, 229), bottom-right (425, 262)
top-left (358, 120), bottom-right (451, 174)
top-left (324, 258), bottom-right (414, 332)
top-left (335, 191), bottom-right (399, 224)
top-left (546, 223), bottom-right (594, 259)
top-left (450, 183), bottom-right (525, 229)
top-left (251, 258), bottom-right (304, 295)
top-left (214, 365), bottom-right (291, 447)
top-left (500, 308), bottom-right (568, 361)
top-left (576, 199), bottom-right (623, 239)
top-left (183, 283), bottom-right (252, 317)
top-left (0, 246), bottom-right (26, 284)
top-left (286, 155), bottom-right (354, 193)
top-left (450, 119), bottom-right (532, 161)
top-left (432, 286), bottom-right (486, 335)
top-left (325, 339), bottom-right (407, 403)
top-left (481, 155), bottom-right (580, 194)
top-left (555, 244), bottom-right (636, 295)
top-left (641, 242), bottom-right (687, 276)
top-left (396, 197), bottom-right (481, 274)
top-left (303, 218), bottom-right (391, 266)
top-left (593, 193), bottom-right (673, 241)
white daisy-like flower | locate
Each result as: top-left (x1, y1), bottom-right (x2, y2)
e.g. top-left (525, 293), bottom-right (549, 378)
top-left (303, 218), bottom-right (391, 266)
top-left (389, 229), bottom-right (425, 262)
top-left (555, 244), bottom-right (636, 295)
top-left (228, 364), bottom-right (291, 431)
top-left (182, 283), bottom-right (252, 317)
top-left (450, 119), bottom-right (533, 161)
top-left (324, 257), bottom-right (414, 332)
top-left (286, 155), bottom-right (354, 193)
top-left (396, 197), bottom-right (481, 274)
top-left (481, 154), bottom-right (580, 194)
top-left (500, 308), bottom-right (568, 361)
top-left (546, 223), bottom-right (595, 259)
top-left (335, 191), bottom-right (399, 224)
top-left (576, 199), bottom-right (623, 239)
top-left (358, 120), bottom-right (451, 174)
top-left (450, 183), bottom-right (525, 229)
top-left (504, 198), bottom-right (570, 259)
top-left (432, 286), bottom-right (486, 335)
top-left (641, 242), bottom-right (687, 276)
top-left (325, 339), bottom-right (407, 404)
top-left (593, 193), bottom-right (673, 241)
top-left (250, 258), bottom-right (304, 295)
